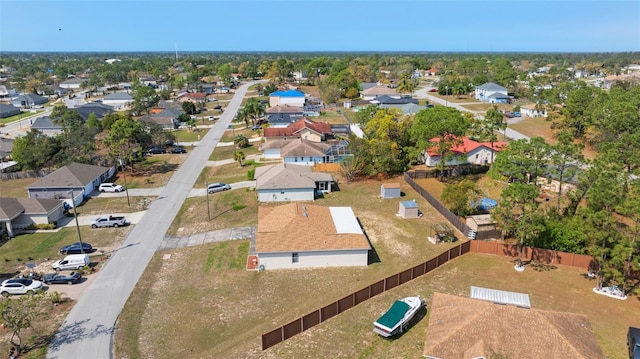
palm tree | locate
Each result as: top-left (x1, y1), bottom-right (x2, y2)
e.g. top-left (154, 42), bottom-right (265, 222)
top-left (245, 97), bottom-right (266, 126)
top-left (235, 107), bottom-right (251, 128)
top-left (234, 134), bottom-right (249, 149)
top-left (396, 74), bottom-right (416, 95)
top-left (234, 150), bottom-right (246, 167)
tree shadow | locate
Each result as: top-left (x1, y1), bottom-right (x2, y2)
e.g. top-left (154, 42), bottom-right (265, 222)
top-left (33, 318), bottom-right (114, 354)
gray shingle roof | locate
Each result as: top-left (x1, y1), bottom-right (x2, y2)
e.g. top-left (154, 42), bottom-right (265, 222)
top-left (0, 197), bottom-right (23, 220)
top-left (280, 139), bottom-right (330, 157)
top-left (74, 103), bottom-right (114, 121)
top-left (31, 116), bottom-right (62, 130)
top-left (104, 92), bottom-right (133, 101)
top-left (254, 163), bottom-right (333, 190)
top-left (477, 82), bottom-right (508, 92)
top-left (0, 103), bottom-right (21, 118)
top-left (27, 162), bottom-right (110, 188)
top-left (17, 198), bottom-right (63, 214)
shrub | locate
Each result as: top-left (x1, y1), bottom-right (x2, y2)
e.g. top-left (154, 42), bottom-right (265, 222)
top-left (247, 168), bottom-right (255, 180)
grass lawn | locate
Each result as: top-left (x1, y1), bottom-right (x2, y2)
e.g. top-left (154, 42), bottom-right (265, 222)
top-left (174, 128), bottom-right (209, 142)
top-left (508, 116), bottom-right (558, 143)
top-left (198, 161), bottom-right (261, 187)
top-left (166, 188), bottom-right (259, 236)
top-left (0, 110), bottom-right (45, 125)
top-left (0, 177), bottom-right (35, 198)
top-left (117, 154), bottom-right (187, 188)
top-left (209, 143), bottom-right (261, 162)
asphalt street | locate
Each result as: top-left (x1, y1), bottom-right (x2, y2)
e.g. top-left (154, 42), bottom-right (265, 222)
top-left (46, 80), bottom-right (264, 359)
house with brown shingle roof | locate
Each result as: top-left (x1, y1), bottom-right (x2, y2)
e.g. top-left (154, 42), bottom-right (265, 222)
top-left (263, 118), bottom-right (333, 143)
top-left (0, 197), bottom-right (65, 237)
top-left (422, 292), bottom-right (604, 359)
top-left (26, 162), bottom-right (115, 206)
top-left (255, 203), bottom-right (370, 270)
top-left (176, 92), bottom-right (207, 103)
top-left (254, 163), bottom-right (333, 202)
top-left (360, 85), bottom-right (399, 101)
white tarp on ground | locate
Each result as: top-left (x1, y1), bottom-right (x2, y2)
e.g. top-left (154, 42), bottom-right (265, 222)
top-left (329, 207), bottom-right (363, 234)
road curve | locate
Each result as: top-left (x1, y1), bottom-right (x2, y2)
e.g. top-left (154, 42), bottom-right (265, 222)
top-left (47, 81), bottom-right (264, 359)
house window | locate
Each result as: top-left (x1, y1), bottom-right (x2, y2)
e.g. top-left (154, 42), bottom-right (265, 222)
top-left (475, 154), bottom-right (479, 159)
top-left (318, 182), bottom-right (326, 190)
top-left (292, 253), bottom-right (299, 263)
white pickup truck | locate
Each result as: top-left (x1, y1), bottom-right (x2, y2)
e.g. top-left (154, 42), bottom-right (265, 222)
top-left (90, 215), bottom-right (127, 228)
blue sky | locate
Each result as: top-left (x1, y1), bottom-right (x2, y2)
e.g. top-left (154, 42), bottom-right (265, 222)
top-left (1, 0), bottom-right (639, 52)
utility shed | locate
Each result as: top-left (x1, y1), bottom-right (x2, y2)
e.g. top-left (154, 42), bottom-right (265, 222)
top-left (380, 183), bottom-right (401, 198)
top-left (398, 200), bottom-right (419, 219)
top-left (466, 214), bottom-right (497, 232)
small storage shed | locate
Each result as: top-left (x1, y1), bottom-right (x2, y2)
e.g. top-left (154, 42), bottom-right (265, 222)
top-left (466, 214), bottom-right (497, 232)
top-left (381, 183), bottom-right (401, 199)
top-left (398, 200), bottom-right (419, 219)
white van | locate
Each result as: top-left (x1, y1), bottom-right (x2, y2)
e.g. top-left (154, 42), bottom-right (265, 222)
top-left (52, 254), bottom-right (90, 271)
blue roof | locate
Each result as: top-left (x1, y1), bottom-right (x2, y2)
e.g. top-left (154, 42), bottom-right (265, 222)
top-left (400, 201), bottom-right (419, 208)
top-left (270, 90), bottom-right (305, 98)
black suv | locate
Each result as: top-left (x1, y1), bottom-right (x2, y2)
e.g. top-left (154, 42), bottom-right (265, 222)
top-left (630, 327), bottom-right (640, 359)
top-left (148, 146), bottom-right (165, 155)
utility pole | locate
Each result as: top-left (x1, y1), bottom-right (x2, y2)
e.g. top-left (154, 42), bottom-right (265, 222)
top-left (69, 188), bottom-right (85, 253)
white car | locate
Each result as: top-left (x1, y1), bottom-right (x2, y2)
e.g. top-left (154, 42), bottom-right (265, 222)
top-left (0, 278), bottom-right (43, 297)
top-left (99, 183), bottom-right (124, 193)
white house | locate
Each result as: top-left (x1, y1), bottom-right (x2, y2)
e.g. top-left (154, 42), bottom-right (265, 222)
top-left (474, 82), bottom-right (509, 103)
top-left (255, 203), bottom-right (370, 270)
top-left (102, 92), bottom-right (133, 110)
top-left (254, 163), bottom-right (333, 202)
top-left (269, 89), bottom-right (306, 107)
top-left (520, 104), bottom-right (547, 118)
top-left (59, 77), bottom-right (87, 90)
top-left (422, 136), bottom-right (507, 167)
top-left (260, 138), bottom-right (331, 165)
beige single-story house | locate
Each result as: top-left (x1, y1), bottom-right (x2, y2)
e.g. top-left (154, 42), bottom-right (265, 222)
top-left (0, 197), bottom-right (65, 237)
top-left (255, 203), bottom-right (370, 270)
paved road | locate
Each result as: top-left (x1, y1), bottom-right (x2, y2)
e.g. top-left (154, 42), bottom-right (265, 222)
top-left (47, 80), bottom-right (264, 359)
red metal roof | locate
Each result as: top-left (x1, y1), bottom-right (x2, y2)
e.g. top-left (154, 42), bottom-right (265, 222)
top-left (425, 136), bottom-right (507, 156)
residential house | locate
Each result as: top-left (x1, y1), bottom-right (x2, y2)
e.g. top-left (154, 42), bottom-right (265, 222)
top-left (263, 118), bottom-right (333, 143)
top-left (474, 82), bottom-right (509, 103)
top-left (266, 105), bottom-right (305, 127)
top-left (370, 95), bottom-right (418, 105)
top-left (425, 67), bottom-right (440, 76)
top-left (176, 92), bottom-right (207, 104)
top-left (360, 82), bottom-right (380, 91)
top-left (0, 103), bottom-right (21, 118)
top-left (138, 107), bottom-right (184, 129)
top-left (520, 103), bottom-right (547, 118)
top-left (254, 163), bottom-right (333, 202)
top-left (26, 162), bottom-right (115, 207)
top-left (269, 89), bottom-right (306, 107)
top-left (422, 292), bottom-right (604, 359)
top-left (59, 77), bottom-right (87, 90)
top-left (254, 203), bottom-right (370, 270)
top-left (31, 116), bottom-right (63, 136)
top-left (139, 75), bottom-right (157, 87)
top-left (360, 85), bottom-right (398, 101)
top-left (260, 138), bottom-right (331, 165)
top-left (73, 102), bottom-right (114, 121)
top-left (422, 136), bottom-right (507, 167)
top-left (10, 94), bottom-right (48, 109)
top-left (379, 103), bottom-right (427, 115)
top-left (0, 85), bottom-right (18, 101)
top-left (0, 197), bottom-right (65, 237)
top-left (102, 92), bottom-right (133, 110)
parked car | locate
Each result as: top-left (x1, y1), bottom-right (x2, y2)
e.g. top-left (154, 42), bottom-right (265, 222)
top-left (43, 272), bottom-right (82, 285)
top-left (0, 278), bottom-right (43, 296)
top-left (251, 125), bottom-right (261, 131)
top-left (505, 112), bottom-right (514, 118)
top-left (59, 242), bottom-right (93, 254)
top-left (99, 183), bottom-right (124, 193)
top-left (213, 105), bottom-right (223, 110)
top-left (629, 327), bottom-right (640, 359)
top-left (208, 116), bottom-right (216, 121)
top-left (52, 254), bottom-right (90, 271)
top-left (170, 146), bottom-right (187, 154)
top-left (207, 182), bottom-right (231, 193)
top-left (428, 88), bottom-right (438, 92)
top-left (90, 215), bottom-right (126, 228)
top-left (148, 146), bottom-right (165, 154)
top-left (513, 111), bottom-right (521, 117)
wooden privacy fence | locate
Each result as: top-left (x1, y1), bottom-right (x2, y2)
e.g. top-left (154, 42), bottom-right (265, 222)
top-left (469, 240), bottom-right (596, 269)
top-left (261, 241), bottom-right (471, 350)
top-left (404, 172), bottom-right (474, 239)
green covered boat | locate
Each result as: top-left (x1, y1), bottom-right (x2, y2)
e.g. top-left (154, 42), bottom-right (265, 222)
top-left (373, 296), bottom-right (424, 337)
